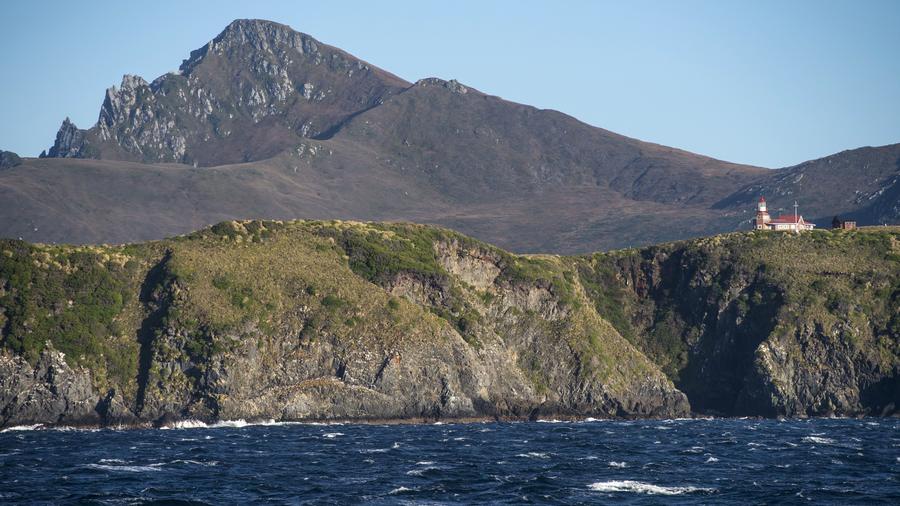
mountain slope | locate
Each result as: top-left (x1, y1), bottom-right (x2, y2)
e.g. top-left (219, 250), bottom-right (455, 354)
top-left (45, 19), bottom-right (409, 166)
top-left (0, 222), bottom-right (897, 428)
top-left (715, 144), bottom-right (900, 225)
top-left (5, 18), bottom-right (897, 252)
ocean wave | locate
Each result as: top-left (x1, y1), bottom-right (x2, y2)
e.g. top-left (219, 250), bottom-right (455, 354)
top-left (608, 461), bottom-right (627, 468)
top-left (802, 436), bottom-right (835, 445)
top-left (389, 486), bottom-right (414, 495)
top-left (588, 480), bottom-right (715, 495)
top-left (85, 463), bottom-right (162, 473)
top-left (406, 466), bottom-right (440, 476)
top-left (1, 424), bottom-right (43, 433)
top-left (322, 432), bottom-right (344, 438)
top-left (161, 419), bottom-right (312, 430)
top-left (705, 456), bottom-right (719, 463)
top-left (516, 452), bottom-right (550, 459)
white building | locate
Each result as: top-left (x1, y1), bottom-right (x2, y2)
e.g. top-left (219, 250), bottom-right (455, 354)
top-left (754, 197), bottom-right (815, 231)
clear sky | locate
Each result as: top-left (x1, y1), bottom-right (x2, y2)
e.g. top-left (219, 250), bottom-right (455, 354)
top-left (1, 0), bottom-right (898, 168)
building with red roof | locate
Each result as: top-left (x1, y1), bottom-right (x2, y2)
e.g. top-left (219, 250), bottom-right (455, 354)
top-left (754, 197), bottom-right (815, 231)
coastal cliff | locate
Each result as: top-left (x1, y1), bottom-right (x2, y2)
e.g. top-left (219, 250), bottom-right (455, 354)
top-left (0, 222), bottom-right (897, 427)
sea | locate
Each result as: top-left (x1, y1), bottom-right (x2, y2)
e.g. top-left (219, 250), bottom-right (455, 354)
top-left (1, 417), bottom-right (897, 504)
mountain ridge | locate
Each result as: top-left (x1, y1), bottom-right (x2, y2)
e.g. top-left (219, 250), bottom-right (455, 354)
top-left (2, 18), bottom-right (896, 252)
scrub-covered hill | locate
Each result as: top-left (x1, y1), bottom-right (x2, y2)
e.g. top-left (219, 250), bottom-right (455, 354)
top-left (0, 222), bottom-right (897, 428)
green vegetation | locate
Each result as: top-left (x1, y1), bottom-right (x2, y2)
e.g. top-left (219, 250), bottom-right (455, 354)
top-left (0, 240), bottom-right (143, 388)
top-left (1, 220), bottom-right (897, 418)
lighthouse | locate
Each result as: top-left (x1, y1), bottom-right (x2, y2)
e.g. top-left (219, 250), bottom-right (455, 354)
top-left (754, 197), bottom-right (771, 229)
top-left (753, 196), bottom-right (816, 231)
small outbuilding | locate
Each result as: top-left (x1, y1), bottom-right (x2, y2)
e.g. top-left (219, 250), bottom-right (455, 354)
top-left (831, 216), bottom-right (857, 230)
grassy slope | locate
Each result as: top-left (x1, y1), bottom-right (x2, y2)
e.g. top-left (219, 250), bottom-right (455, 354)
top-left (1, 222), bottom-right (897, 416)
top-left (578, 227), bottom-right (900, 413)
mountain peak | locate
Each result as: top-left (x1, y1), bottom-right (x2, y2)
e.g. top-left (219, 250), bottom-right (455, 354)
top-left (415, 78), bottom-right (470, 94)
top-left (179, 19), bottom-right (317, 75)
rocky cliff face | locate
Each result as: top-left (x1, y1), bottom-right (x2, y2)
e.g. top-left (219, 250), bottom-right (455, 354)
top-left (43, 19), bottom-right (408, 166)
top-left (582, 230), bottom-right (900, 416)
top-left (0, 150), bottom-right (22, 169)
top-left (0, 222), bottom-right (896, 428)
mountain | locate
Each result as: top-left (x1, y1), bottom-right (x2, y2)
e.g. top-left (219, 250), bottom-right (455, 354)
top-left (715, 143), bottom-right (900, 225)
top-left (1, 221), bottom-right (897, 428)
top-left (1, 19), bottom-right (896, 253)
top-left (44, 20), bottom-right (409, 166)
top-left (0, 150), bottom-right (21, 169)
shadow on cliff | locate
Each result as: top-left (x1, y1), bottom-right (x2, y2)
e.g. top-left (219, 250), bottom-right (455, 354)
top-left (134, 249), bottom-right (174, 416)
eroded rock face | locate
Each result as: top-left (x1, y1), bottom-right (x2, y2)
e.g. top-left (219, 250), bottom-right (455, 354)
top-left (602, 236), bottom-right (900, 418)
top-left (0, 348), bottom-right (99, 426)
top-left (44, 19), bottom-right (409, 166)
top-left (0, 224), bottom-right (894, 428)
top-left (45, 118), bottom-right (87, 158)
top-left (0, 150), bottom-right (22, 169)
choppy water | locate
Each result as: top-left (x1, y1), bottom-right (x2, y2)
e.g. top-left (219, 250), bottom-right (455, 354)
top-left (1, 418), bottom-right (898, 504)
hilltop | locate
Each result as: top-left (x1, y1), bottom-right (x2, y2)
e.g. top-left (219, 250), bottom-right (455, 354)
top-left (1, 19), bottom-right (895, 252)
top-left (1, 222), bottom-right (897, 427)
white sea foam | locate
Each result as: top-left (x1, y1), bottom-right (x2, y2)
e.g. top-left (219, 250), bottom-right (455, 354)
top-left (389, 486), bottom-right (414, 495)
top-left (361, 447), bottom-right (390, 453)
top-left (1, 424), bottom-right (43, 433)
top-left (588, 480), bottom-right (715, 495)
top-left (406, 466), bottom-right (439, 476)
top-left (85, 463), bottom-right (162, 473)
top-left (170, 459), bottom-right (218, 467)
top-left (416, 461), bottom-right (435, 465)
top-left (516, 452), bottom-right (550, 459)
top-left (608, 461), bottom-right (627, 468)
top-left (802, 436), bottom-right (835, 445)
top-left (163, 419), bottom-right (209, 429)
top-left (705, 456), bottom-right (719, 463)
top-left (322, 432), bottom-right (344, 439)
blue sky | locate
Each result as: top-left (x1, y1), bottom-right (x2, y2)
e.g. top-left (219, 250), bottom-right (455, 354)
top-left (1, 0), bottom-right (898, 168)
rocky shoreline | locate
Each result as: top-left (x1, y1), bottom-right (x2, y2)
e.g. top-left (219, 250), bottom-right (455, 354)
top-left (1, 222), bottom-right (898, 429)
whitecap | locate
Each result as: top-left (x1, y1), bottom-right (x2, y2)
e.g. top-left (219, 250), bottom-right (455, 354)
top-left (162, 419), bottom-right (208, 430)
top-left (406, 466), bottom-right (439, 476)
top-left (389, 486), bottom-right (414, 495)
top-left (588, 480), bottom-right (715, 495)
top-left (608, 461), bottom-right (627, 468)
top-left (802, 436), bottom-right (835, 445)
top-left (705, 456), bottom-right (719, 463)
top-left (170, 459), bottom-right (218, 467)
top-left (85, 463), bottom-right (162, 473)
top-left (516, 452), bottom-right (550, 459)
top-left (211, 419), bottom-right (249, 428)
top-left (0, 424), bottom-right (43, 433)
top-left (416, 461), bottom-right (435, 465)
top-left (98, 458), bottom-right (127, 464)
top-left (322, 432), bottom-right (344, 439)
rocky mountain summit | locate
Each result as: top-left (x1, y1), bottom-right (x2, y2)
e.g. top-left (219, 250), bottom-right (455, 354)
top-left (4, 19), bottom-right (897, 252)
top-left (42, 19), bottom-right (408, 166)
top-left (0, 222), bottom-right (897, 428)
top-left (0, 150), bottom-right (22, 169)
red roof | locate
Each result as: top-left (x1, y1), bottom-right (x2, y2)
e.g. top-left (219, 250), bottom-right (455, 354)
top-left (759, 196), bottom-right (766, 202)
top-left (769, 215), bottom-right (811, 224)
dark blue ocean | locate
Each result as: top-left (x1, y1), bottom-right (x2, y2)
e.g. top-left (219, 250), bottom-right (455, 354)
top-left (1, 418), bottom-right (898, 504)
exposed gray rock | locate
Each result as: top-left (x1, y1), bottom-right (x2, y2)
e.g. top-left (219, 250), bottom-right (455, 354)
top-left (0, 150), bottom-right (22, 169)
top-left (45, 118), bottom-right (87, 158)
top-left (0, 347), bottom-right (100, 426)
